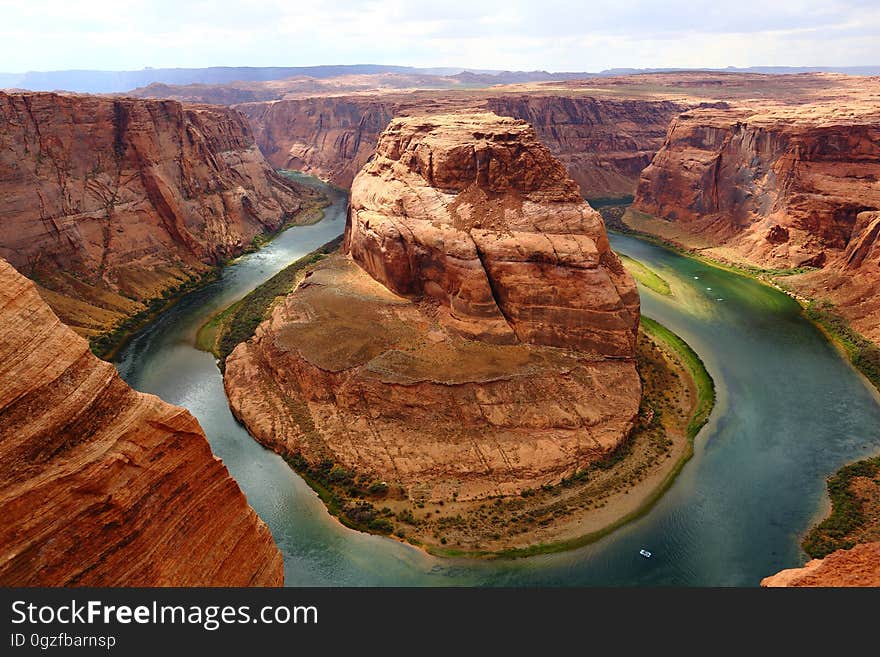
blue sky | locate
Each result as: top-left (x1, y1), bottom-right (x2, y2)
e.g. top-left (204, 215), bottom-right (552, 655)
top-left (1, 0), bottom-right (878, 72)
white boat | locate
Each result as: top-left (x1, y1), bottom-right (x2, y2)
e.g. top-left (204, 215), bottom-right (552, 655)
top-left (639, 549), bottom-right (652, 558)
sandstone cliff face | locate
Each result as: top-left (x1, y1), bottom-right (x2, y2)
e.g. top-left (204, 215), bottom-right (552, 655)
top-left (761, 542), bottom-right (880, 587)
top-left (225, 113), bottom-right (641, 502)
top-left (0, 258), bottom-right (282, 586)
top-left (0, 91), bottom-right (317, 338)
top-left (484, 96), bottom-right (684, 199)
top-left (635, 104), bottom-right (880, 268)
top-left (631, 102), bottom-right (880, 340)
top-left (237, 94), bottom-right (684, 198)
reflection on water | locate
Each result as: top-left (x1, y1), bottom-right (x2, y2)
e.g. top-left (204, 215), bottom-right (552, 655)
top-left (116, 178), bottom-right (880, 586)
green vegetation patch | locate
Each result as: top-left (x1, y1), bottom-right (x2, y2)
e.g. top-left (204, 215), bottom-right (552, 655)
top-left (802, 456), bottom-right (880, 558)
top-left (91, 268), bottom-right (220, 360)
top-left (617, 253), bottom-right (672, 296)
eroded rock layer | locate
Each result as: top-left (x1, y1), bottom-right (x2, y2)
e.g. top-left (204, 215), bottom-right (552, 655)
top-left (761, 542), bottom-right (880, 587)
top-left (0, 258), bottom-right (283, 586)
top-left (0, 91), bottom-right (318, 337)
top-left (225, 113), bottom-right (641, 502)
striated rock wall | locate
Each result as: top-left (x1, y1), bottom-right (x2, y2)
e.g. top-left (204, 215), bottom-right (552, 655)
top-left (225, 113), bottom-right (641, 502)
top-left (761, 542), bottom-right (880, 587)
top-left (634, 105), bottom-right (880, 268)
top-left (0, 91), bottom-right (318, 338)
top-left (237, 94), bottom-right (684, 198)
top-left (631, 103), bottom-right (880, 339)
top-left (0, 258), bottom-right (283, 586)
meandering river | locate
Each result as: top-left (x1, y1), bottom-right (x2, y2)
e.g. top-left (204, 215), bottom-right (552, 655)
top-left (116, 177), bottom-right (880, 585)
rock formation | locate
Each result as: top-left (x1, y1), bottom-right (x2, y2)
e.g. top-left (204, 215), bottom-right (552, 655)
top-left (0, 258), bottom-right (282, 586)
top-left (761, 542), bottom-right (880, 587)
top-left (225, 113), bottom-right (641, 502)
top-left (0, 91), bottom-right (319, 339)
top-left (237, 94), bottom-right (684, 198)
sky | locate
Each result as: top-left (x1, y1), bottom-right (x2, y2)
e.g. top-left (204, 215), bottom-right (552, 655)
top-left (0, 0), bottom-right (878, 73)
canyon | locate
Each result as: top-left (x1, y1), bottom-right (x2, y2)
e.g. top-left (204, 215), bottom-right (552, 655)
top-left (0, 91), bottom-right (321, 345)
top-left (0, 258), bottom-right (282, 586)
top-left (628, 98), bottom-right (880, 342)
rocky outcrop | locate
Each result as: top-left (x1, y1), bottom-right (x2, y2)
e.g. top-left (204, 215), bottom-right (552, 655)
top-left (786, 210), bottom-right (880, 343)
top-left (0, 91), bottom-right (319, 338)
top-left (761, 542), bottom-right (880, 587)
top-left (237, 94), bottom-right (684, 198)
top-left (0, 258), bottom-right (282, 586)
top-left (346, 113), bottom-right (640, 356)
top-left (484, 96), bottom-right (685, 199)
top-left (225, 113), bottom-right (641, 502)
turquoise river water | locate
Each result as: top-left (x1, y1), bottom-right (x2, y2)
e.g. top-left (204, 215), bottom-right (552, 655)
top-left (116, 177), bottom-right (880, 585)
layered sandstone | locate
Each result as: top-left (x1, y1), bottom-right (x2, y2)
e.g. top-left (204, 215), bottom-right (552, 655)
top-left (237, 93), bottom-right (684, 197)
top-left (225, 113), bottom-right (641, 502)
top-left (0, 258), bottom-right (282, 586)
top-left (0, 91), bottom-right (318, 338)
top-left (761, 542), bottom-right (880, 587)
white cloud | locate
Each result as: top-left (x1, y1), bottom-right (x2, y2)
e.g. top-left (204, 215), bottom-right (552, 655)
top-left (0, 0), bottom-right (877, 71)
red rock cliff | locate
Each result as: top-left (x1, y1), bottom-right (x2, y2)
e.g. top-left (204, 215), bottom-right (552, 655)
top-left (0, 258), bottom-right (283, 586)
top-left (761, 542), bottom-right (880, 587)
top-left (0, 91), bottom-right (318, 338)
top-left (634, 104), bottom-right (880, 268)
top-left (346, 112), bottom-right (640, 356)
top-left (630, 102), bottom-right (880, 340)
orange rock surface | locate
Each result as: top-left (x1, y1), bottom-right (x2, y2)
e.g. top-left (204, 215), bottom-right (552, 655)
top-left (0, 258), bottom-right (283, 586)
top-left (761, 542), bottom-right (880, 587)
top-left (0, 91), bottom-right (318, 337)
top-left (224, 113), bottom-right (641, 502)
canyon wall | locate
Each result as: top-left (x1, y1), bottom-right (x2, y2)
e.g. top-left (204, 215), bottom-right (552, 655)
top-left (225, 113), bottom-right (641, 503)
top-left (631, 103), bottom-right (880, 340)
top-left (0, 258), bottom-right (282, 586)
top-left (237, 94), bottom-right (685, 198)
top-left (0, 91), bottom-right (319, 339)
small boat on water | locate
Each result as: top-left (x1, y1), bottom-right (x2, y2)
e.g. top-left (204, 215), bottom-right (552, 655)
top-left (639, 549), bottom-right (652, 558)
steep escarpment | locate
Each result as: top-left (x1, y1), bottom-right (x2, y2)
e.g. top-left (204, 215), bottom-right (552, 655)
top-left (629, 102), bottom-right (880, 339)
top-left (239, 96), bottom-right (399, 187)
top-left (0, 258), bottom-right (282, 586)
top-left (0, 91), bottom-right (320, 341)
top-left (224, 114), bottom-right (643, 545)
top-left (761, 542), bottom-right (880, 587)
top-left (237, 93), bottom-right (684, 198)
